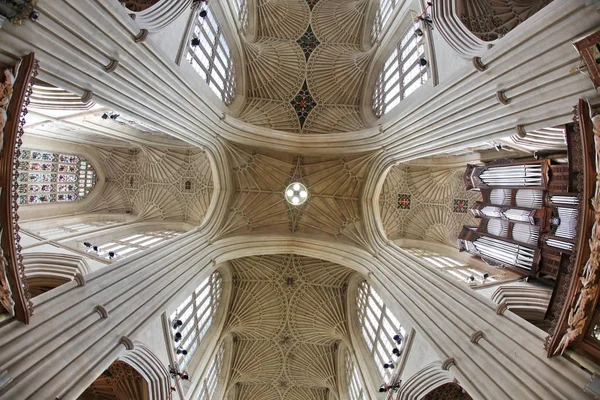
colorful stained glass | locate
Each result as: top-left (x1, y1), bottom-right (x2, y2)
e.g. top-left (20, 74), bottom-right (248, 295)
top-left (29, 194), bottom-right (55, 203)
top-left (16, 149), bottom-right (97, 205)
top-left (297, 25), bottom-right (320, 61)
top-left (30, 162), bottom-right (55, 171)
top-left (57, 194), bottom-right (78, 201)
top-left (58, 184), bottom-right (77, 192)
top-left (290, 81), bottom-right (317, 129)
top-left (29, 173), bottom-right (54, 183)
top-left (58, 164), bottom-right (78, 173)
top-left (31, 151), bottom-right (56, 161)
top-left (57, 174), bottom-right (77, 182)
top-left (29, 184), bottom-right (54, 192)
top-left (59, 154), bottom-right (79, 164)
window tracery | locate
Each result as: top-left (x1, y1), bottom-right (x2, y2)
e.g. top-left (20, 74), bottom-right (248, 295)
top-left (34, 221), bottom-right (117, 239)
top-left (16, 149), bottom-right (97, 205)
top-left (90, 230), bottom-right (182, 260)
top-left (356, 281), bottom-right (405, 382)
top-left (196, 341), bottom-right (225, 400)
top-left (345, 350), bottom-right (365, 400)
top-left (372, 20), bottom-right (428, 117)
top-left (170, 272), bottom-right (223, 370)
top-left (186, 4), bottom-right (236, 104)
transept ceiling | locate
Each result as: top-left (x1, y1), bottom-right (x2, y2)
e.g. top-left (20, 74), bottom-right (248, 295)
top-left (89, 146), bottom-right (213, 223)
top-left (379, 165), bottom-right (481, 245)
top-left (223, 254), bottom-right (355, 400)
top-left (239, 0), bottom-right (371, 134)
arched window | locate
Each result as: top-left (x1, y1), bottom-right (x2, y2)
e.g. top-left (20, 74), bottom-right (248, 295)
top-left (33, 220), bottom-right (117, 239)
top-left (86, 230), bottom-right (182, 260)
top-left (186, 3), bottom-right (236, 104)
top-left (16, 149), bottom-right (97, 205)
top-left (196, 341), bottom-right (224, 400)
top-left (231, 0), bottom-right (248, 33)
top-left (372, 19), bottom-right (429, 117)
top-left (371, 0), bottom-right (400, 43)
top-left (356, 281), bottom-right (405, 382)
top-left (345, 350), bottom-right (365, 400)
top-left (170, 272), bottom-right (223, 370)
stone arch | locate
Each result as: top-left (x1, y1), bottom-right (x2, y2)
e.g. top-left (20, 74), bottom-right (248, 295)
top-left (118, 341), bottom-right (171, 400)
top-left (120, 0), bottom-right (194, 33)
top-left (399, 361), bottom-right (454, 400)
top-left (79, 360), bottom-right (151, 400)
top-left (119, 0), bottom-right (161, 12)
top-left (490, 284), bottom-right (551, 322)
top-left (433, 0), bottom-right (553, 58)
top-left (22, 253), bottom-right (90, 298)
top-left (423, 382), bottom-right (471, 399)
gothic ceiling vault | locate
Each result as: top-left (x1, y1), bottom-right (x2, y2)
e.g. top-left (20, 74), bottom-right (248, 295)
top-left (217, 143), bottom-right (375, 247)
top-left (379, 165), bottom-right (481, 245)
top-left (90, 146), bottom-right (213, 223)
top-left (239, 0), bottom-right (371, 134)
top-left (224, 254), bottom-right (355, 400)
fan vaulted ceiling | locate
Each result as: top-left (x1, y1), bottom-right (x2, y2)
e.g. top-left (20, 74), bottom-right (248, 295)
top-left (224, 254), bottom-right (355, 400)
top-left (239, 0), bottom-right (371, 134)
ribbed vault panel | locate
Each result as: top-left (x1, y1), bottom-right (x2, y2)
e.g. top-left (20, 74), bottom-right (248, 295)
top-left (90, 147), bottom-right (213, 224)
top-left (218, 144), bottom-right (374, 247)
top-left (241, 0), bottom-right (371, 133)
top-left (244, 39), bottom-right (306, 100)
top-left (379, 166), bottom-right (480, 245)
top-left (302, 105), bottom-right (365, 134)
top-left (311, 0), bottom-right (368, 45)
top-left (256, 0), bottom-right (310, 39)
top-left (224, 254), bottom-right (352, 399)
top-left (306, 45), bottom-right (372, 105)
top-left (239, 99), bottom-right (300, 132)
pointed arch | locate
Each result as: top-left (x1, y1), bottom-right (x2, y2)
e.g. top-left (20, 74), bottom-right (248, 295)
top-left (22, 253), bottom-right (90, 298)
top-left (118, 341), bottom-right (171, 400)
top-left (398, 361), bottom-right (454, 400)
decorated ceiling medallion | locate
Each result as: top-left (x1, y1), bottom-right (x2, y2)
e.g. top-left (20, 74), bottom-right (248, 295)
top-left (453, 198), bottom-right (469, 213)
top-left (290, 81), bottom-right (316, 129)
top-left (297, 25), bottom-right (320, 61)
top-left (397, 194), bottom-right (411, 209)
top-left (285, 182), bottom-right (308, 206)
top-left (304, 0), bottom-right (319, 10)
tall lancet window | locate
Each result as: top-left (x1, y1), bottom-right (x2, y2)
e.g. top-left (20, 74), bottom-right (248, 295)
top-left (186, 3), bottom-right (236, 104)
top-left (372, 20), bottom-right (428, 117)
top-left (196, 342), bottom-right (225, 400)
top-left (170, 272), bottom-right (223, 370)
top-left (356, 281), bottom-right (406, 382)
top-left (371, 0), bottom-right (400, 43)
top-left (345, 350), bottom-right (365, 400)
top-left (16, 149), bottom-right (97, 205)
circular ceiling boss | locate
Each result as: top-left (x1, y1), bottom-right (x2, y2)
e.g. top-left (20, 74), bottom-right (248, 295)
top-left (285, 182), bottom-right (308, 205)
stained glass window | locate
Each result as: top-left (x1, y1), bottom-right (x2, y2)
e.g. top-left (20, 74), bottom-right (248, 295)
top-left (372, 19), bottom-right (428, 117)
top-left (356, 281), bottom-right (405, 383)
top-left (170, 272), bottom-right (223, 371)
top-left (186, 3), bottom-right (236, 104)
top-left (16, 149), bottom-right (97, 205)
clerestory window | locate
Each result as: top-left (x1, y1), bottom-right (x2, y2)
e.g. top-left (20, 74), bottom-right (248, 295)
top-left (89, 230), bottom-right (182, 260)
top-left (170, 272), bottom-right (223, 370)
top-left (356, 281), bottom-right (405, 383)
top-left (345, 349), bottom-right (365, 400)
top-left (186, 3), bottom-right (236, 104)
top-left (372, 19), bottom-right (428, 117)
top-left (231, 0), bottom-right (248, 33)
top-left (16, 149), bottom-right (97, 205)
top-left (196, 341), bottom-right (225, 400)
top-left (371, 0), bottom-right (401, 43)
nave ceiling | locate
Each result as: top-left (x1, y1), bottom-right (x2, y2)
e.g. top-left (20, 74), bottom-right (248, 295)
top-left (223, 254), bottom-right (355, 400)
top-left (239, 0), bottom-right (372, 134)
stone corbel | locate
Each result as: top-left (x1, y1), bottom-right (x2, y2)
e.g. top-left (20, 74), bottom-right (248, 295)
top-left (80, 90), bottom-right (93, 104)
top-left (496, 302), bottom-right (508, 315)
top-left (441, 357), bottom-right (455, 371)
top-left (470, 330), bottom-right (485, 344)
top-left (119, 336), bottom-right (135, 350)
top-left (496, 91), bottom-right (509, 105)
top-left (94, 305), bottom-right (108, 319)
top-left (472, 57), bottom-right (486, 72)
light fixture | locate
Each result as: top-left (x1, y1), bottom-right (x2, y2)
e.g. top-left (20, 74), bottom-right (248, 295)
top-left (392, 347), bottom-right (401, 357)
top-left (383, 361), bottom-right (395, 369)
top-left (393, 334), bottom-right (403, 345)
top-left (285, 182), bottom-right (308, 206)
